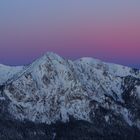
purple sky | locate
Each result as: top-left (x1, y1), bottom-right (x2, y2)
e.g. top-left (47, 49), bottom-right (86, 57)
top-left (0, 0), bottom-right (140, 68)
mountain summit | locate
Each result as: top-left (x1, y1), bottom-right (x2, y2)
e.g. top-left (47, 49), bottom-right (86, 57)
top-left (0, 52), bottom-right (140, 140)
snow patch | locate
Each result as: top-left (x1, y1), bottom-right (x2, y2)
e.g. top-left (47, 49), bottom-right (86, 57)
top-left (136, 86), bottom-right (140, 99)
top-left (0, 64), bottom-right (23, 85)
top-left (0, 97), bottom-right (5, 100)
top-left (105, 115), bottom-right (109, 122)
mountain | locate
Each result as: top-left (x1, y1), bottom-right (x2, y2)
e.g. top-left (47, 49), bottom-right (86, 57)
top-left (0, 52), bottom-right (140, 140)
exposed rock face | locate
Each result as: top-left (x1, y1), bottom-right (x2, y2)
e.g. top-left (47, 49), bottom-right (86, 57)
top-left (0, 52), bottom-right (140, 139)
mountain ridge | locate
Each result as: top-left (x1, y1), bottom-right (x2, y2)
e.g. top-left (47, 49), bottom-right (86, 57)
top-left (1, 52), bottom-right (140, 86)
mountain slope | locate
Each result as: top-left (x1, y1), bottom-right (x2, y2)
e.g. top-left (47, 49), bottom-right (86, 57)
top-left (0, 64), bottom-right (23, 85)
top-left (0, 52), bottom-right (140, 139)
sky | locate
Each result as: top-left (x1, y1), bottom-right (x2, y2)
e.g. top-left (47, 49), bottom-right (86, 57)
top-left (0, 0), bottom-right (140, 68)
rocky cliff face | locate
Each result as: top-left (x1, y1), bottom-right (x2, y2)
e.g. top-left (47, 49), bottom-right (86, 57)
top-left (0, 52), bottom-right (140, 140)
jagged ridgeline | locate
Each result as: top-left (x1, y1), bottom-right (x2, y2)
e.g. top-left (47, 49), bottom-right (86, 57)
top-left (0, 52), bottom-right (140, 140)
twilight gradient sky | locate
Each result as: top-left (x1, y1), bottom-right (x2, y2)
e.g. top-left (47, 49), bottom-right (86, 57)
top-left (0, 0), bottom-right (140, 68)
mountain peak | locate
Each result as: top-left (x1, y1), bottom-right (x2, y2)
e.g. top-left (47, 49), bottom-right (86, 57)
top-left (1, 52), bottom-right (140, 86)
top-left (30, 52), bottom-right (65, 67)
top-left (41, 52), bottom-right (64, 61)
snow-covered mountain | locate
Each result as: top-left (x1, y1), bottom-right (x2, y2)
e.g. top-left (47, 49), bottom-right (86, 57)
top-left (0, 64), bottom-right (23, 85)
top-left (0, 52), bottom-right (140, 140)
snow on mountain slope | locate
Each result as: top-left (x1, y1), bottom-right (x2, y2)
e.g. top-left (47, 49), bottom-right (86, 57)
top-left (75, 57), bottom-right (140, 77)
top-left (0, 64), bottom-right (23, 85)
top-left (1, 52), bottom-right (140, 129)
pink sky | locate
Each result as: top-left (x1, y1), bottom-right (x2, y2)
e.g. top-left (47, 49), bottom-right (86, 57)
top-left (0, 1), bottom-right (140, 68)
